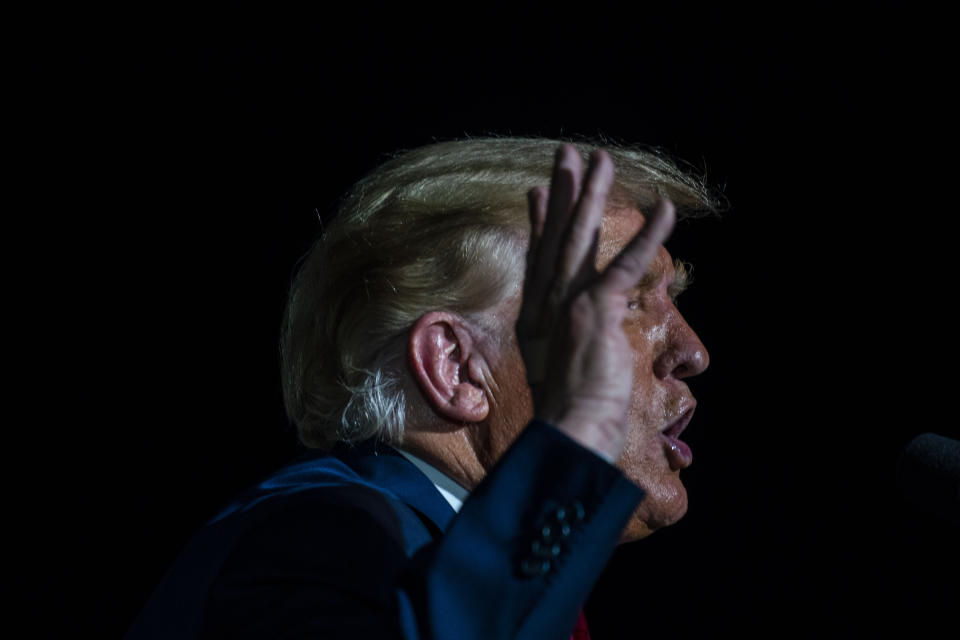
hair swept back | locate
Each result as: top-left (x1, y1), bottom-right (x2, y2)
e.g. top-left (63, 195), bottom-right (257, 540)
top-left (280, 137), bottom-right (723, 450)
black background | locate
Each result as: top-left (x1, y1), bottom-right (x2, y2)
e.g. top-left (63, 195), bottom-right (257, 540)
top-left (21, 3), bottom-right (958, 637)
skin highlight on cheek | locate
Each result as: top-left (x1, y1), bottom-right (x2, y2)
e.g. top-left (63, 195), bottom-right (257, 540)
top-left (618, 393), bottom-right (690, 540)
top-left (642, 323), bottom-right (668, 344)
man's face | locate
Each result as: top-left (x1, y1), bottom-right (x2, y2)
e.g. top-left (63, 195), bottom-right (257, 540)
top-left (479, 206), bottom-right (709, 543)
top-left (598, 207), bottom-right (709, 541)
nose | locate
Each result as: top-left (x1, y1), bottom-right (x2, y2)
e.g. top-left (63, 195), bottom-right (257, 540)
top-left (653, 314), bottom-right (710, 380)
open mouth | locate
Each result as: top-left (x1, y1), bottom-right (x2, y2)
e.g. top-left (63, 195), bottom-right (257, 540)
top-left (660, 406), bottom-right (695, 470)
top-left (662, 407), bottom-right (693, 438)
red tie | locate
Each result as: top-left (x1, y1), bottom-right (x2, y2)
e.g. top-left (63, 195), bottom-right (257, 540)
top-left (570, 608), bottom-right (591, 640)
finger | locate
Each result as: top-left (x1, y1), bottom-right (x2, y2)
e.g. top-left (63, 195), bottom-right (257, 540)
top-left (571, 223), bottom-right (600, 294)
top-left (522, 186), bottom-right (549, 310)
top-left (533, 145), bottom-right (582, 294)
top-left (526, 186), bottom-right (548, 255)
top-left (597, 198), bottom-right (676, 295)
top-left (559, 150), bottom-right (613, 287)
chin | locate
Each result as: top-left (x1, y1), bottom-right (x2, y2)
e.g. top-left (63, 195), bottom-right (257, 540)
top-left (617, 477), bottom-right (688, 544)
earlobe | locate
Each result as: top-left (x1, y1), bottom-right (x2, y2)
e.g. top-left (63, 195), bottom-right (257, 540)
top-left (408, 312), bottom-right (490, 424)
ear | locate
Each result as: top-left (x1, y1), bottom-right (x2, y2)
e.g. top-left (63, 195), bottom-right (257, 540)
top-left (408, 311), bottom-right (490, 424)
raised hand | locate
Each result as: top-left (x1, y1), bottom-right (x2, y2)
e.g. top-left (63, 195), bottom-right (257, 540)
top-left (517, 145), bottom-right (676, 463)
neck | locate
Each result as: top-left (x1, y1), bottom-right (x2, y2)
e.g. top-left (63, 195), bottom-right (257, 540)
top-left (399, 425), bottom-right (492, 491)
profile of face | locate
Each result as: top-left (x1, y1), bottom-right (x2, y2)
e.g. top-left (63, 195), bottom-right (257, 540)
top-left (599, 207), bottom-right (709, 541)
top-left (480, 206), bottom-right (709, 543)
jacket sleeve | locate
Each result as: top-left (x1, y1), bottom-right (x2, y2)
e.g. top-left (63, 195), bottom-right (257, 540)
top-left (201, 420), bottom-right (645, 640)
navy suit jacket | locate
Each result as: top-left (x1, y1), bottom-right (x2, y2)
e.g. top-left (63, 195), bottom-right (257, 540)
top-left (126, 420), bottom-right (645, 639)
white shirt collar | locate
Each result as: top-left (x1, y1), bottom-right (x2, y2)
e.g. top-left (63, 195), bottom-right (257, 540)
top-left (392, 447), bottom-right (470, 513)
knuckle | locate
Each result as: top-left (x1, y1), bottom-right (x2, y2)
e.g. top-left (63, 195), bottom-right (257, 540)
top-left (569, 292), bottom-right (593, 315)
top-left (565, 294), bottom-right (596, 328)
top-left (566, 219), bottom-right (587, 242)
top-left (615, 252), bottom-right (643, 273)
top-left (599, 263), bottom-right (631, 289)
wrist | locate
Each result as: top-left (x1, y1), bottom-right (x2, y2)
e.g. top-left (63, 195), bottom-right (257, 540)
top-left (546, 412), bottom-right (625, 464)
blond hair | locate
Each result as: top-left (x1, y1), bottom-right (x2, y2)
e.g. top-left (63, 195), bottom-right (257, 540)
top-left (281, 137), bottom-right (722, 450)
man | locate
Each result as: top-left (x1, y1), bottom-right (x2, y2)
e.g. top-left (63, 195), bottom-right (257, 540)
top-left (126, 138), bottom-right (717, 639)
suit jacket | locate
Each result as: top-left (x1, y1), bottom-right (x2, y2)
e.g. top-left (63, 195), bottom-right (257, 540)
top-left (125, 420), bottom-right (645, 639)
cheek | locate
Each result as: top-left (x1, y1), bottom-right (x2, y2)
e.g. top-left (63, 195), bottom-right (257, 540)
top-left (479, 342), bottom-right (535, 469)
top-left (618, 336), bottom-right (668, 479)
top-left (624, 325), bottom-right (670, 441)
top-left (617, 416), bottom-right (689, 538)
top-left (615, 321), bottom-right (689, 536)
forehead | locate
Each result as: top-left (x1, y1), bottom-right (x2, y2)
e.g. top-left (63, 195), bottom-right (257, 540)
top-left (597, 207), bottom-right (672, 274)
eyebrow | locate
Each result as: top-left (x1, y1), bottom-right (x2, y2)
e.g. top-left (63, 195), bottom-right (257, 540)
top-left (633, 258), bottom-right (693, 300)
top-left (668, 259), bottom-right (693, 301)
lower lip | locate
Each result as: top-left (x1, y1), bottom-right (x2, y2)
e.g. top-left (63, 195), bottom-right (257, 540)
top-left (660, 433), bottom-right (693, 470)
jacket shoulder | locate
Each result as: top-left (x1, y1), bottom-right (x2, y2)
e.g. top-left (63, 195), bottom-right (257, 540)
top-left (201, 495), bottom-right (412, 639)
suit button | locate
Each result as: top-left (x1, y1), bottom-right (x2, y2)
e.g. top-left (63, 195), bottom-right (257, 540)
top-left (571, 500), bottom-right (585, 522)
top-left (531, 540), bottom-right (562, 558)
top-left (520, 557), bottom-right (551, 577)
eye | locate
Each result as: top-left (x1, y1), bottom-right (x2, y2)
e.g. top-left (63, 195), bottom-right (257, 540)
top-left (627, 299), bottom-right (640, 311)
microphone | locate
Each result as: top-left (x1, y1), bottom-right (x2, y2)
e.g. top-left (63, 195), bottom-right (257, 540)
top-left (896, 433), bottom-right (960, 527)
